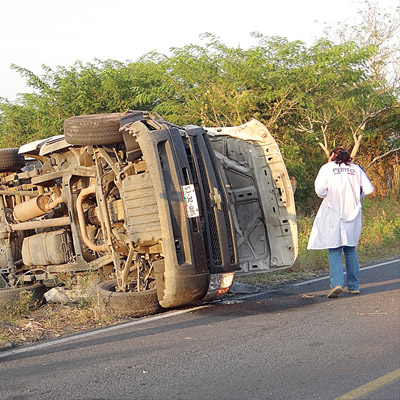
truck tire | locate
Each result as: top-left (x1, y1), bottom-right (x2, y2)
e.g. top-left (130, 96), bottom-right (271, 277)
top-left (0, 148), bottom-right (25, 172)
top-left (0, 283), bottom-right (47, 307)
top-left (97, 280), bottom-right (160, 317)
top-left (64, 113), bottom-right (125, 145)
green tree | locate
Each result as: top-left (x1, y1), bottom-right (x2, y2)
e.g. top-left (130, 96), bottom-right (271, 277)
top-left (0, 59), bottom-right (166, 146)
top-left (0, 1), bottom-right (398, 207)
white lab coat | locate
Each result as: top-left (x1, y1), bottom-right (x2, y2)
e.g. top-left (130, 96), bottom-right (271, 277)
top-left (307, 162), bottom-right (374, 250)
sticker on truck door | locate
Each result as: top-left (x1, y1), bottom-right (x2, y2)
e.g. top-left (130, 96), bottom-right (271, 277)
top-left (180, 184), bottom-right (200, 218)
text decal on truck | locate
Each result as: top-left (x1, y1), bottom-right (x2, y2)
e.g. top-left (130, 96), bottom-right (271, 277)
top-left (181, 184), bottom-right (200, 218)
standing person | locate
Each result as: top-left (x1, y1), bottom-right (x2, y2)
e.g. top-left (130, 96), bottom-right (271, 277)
top-left (307, 148), bottom-right (374, 298)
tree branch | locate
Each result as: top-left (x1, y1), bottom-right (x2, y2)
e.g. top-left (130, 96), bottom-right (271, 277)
top-left (365, 147), bottom-right (400, 171)
top-left (318, 129), bottom-right (330, 158)
top-left (350, 132), bottom-right (363, 160)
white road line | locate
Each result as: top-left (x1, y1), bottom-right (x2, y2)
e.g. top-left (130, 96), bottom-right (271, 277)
top-left (293, 259), bottom-right (399, 287)
top-left (0, 305), bottom-right (210, 359)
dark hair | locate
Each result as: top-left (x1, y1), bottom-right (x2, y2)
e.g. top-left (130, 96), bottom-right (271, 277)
top-left (330, 148), bottom-right (352, 166)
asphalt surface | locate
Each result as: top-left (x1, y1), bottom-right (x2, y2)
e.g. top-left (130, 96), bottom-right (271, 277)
top-left (0, 259), bottom-right (399, 400)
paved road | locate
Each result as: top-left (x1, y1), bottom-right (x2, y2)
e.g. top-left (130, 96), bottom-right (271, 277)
top-left (1, 259), bottom-right (399, 400)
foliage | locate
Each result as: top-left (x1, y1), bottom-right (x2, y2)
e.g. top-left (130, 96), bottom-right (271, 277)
top-left (0, 2), bottom-right (398, 209)
top-left (358, 196), bottom-right (400, 257)
top-left (0, 59), bottom-right (166, 147)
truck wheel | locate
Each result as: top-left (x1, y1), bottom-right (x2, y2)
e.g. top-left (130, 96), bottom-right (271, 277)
top-left (0, 283), bottom-right (47, 307)
top-left (64, 113), bottom-right (125, 145)
top-left (0, 148), bottom-right (25, 172)
top-left (97, 280), bottom-right (160, 317)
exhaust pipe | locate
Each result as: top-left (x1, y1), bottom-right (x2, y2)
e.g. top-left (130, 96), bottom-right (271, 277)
top-left (76, 185), bottom-right (107, 253)
top-left (13, 195), bottom-right (64, 222)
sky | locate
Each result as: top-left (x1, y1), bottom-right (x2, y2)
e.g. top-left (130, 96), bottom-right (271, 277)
top-left (0, 0), bottom-right (398, 101)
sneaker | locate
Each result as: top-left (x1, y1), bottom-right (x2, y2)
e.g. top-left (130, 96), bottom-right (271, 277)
top-left (347, 289), bottom-right (360, 294)
top-left (327, 286), bottom-right (343, 298)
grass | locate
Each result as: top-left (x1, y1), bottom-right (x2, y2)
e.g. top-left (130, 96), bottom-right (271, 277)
top-left (0, 285), bottom-right (126, 348)
top-left (1, 197), bottom-right (398, 349)
top-left (357, 197), bottom-right (400, 260)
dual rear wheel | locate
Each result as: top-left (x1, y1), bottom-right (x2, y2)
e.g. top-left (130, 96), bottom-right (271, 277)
top-left (97, 280), bottom-right (159, 318)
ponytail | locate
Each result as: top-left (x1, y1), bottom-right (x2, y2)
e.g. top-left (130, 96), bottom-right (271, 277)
top-left (329, 148), bottom-right (352, 166)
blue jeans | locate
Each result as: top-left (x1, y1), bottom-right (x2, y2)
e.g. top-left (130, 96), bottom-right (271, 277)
top-left (328, 246), bottom-right (360, 290)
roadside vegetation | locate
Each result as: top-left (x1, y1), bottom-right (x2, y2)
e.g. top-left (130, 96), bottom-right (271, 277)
top-left (1, 2), bottom-right (399, 210)
top-left (0, 286), bottom-right (125, 349)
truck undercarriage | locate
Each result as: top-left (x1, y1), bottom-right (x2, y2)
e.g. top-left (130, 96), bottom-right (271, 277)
top-left (0, 111), bottom-right (297, 316)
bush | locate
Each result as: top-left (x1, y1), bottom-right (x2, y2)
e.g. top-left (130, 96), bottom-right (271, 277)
top-left (358, 197), bottom-right (400, 259)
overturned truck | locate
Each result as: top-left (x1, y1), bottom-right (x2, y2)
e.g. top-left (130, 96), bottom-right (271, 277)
top-left (0, 111), bottom-right (297, 316)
